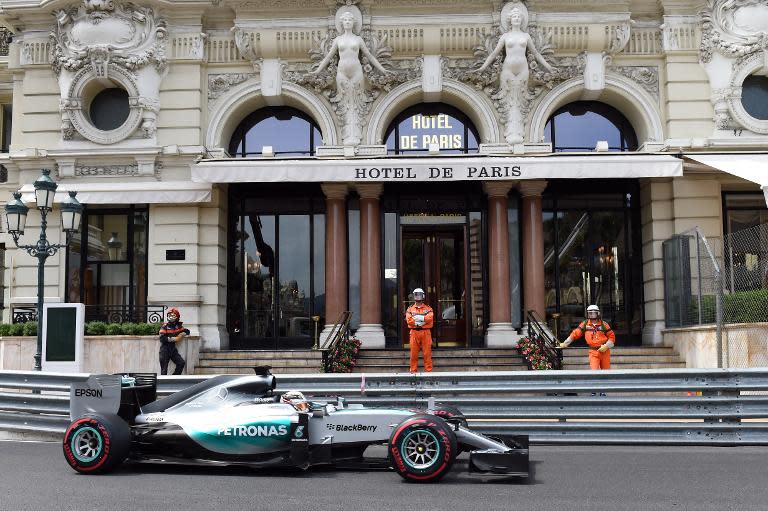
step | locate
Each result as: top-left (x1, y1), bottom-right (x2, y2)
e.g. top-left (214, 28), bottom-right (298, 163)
top-left (351, 364), bottom-right (529, 373)
top-left (560, 355), bottom-right (684, 364)
top-left (195, 366), bottom-right (322, 375)
top-left (559, 347), bottom-right (679, 356)
top-left (197, 358), bottom-right (322, 368)
top-left (562, 362), bottom-right (687, 370)
top-left (359, 349), bottom-right (518, 357)
top-left (354, 358), bottom-right (524, 367)
top-left (200, 351), bottom-right (323, 360)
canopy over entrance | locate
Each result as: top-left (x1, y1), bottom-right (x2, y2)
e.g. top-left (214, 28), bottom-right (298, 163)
top-left (192, 154), bottom-right (683, 184)
top-left (686, 153), bottom-right (768, 207)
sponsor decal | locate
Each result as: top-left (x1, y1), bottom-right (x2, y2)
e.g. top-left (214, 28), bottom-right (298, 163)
top-left (252, 397), bottom-right (275, 404)
top-left (145, 413), bottom-right (166, 423)
top-left (326, 423), bottom-right (378, 433)
top-left (74, 388), bottom-right (103, 398)
top-left (217, 424), bottom-right (289, 437)
top-left (294, 426), bottom-right (305, 438)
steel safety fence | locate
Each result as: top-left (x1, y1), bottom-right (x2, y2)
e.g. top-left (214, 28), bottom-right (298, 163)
top-left (663, 225), bottom-right (768, 369)
top-left (721, 224), bottom-right (768, 368)
top-left (2, 369), bottom-right (768, 445)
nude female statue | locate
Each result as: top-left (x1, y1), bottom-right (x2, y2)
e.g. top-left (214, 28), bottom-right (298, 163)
top-left (311, 9), bottom-right (390, 145)
top-left (477, 3), bottom-right (554, 144)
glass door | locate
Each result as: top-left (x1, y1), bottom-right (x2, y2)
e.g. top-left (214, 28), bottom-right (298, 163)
top-left (400, 228), bottom-right (467, 347)
top-left (544, 194), bottom-right (638, 344)
top-left (237, 213), bottom-right (318, 349)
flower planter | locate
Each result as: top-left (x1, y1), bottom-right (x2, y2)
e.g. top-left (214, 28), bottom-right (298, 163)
top-left (0, 335), bottom-right (200, 374)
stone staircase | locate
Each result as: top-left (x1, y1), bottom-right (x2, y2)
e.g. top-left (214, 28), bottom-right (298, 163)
top-left (195, 350), bottom-right (324, 374)
top-left (560, 346), bottom-right (686, 370)
top-left (193, 345), bottom-right (686, 375)
top-left (352, 348), bottom-right (528, 373)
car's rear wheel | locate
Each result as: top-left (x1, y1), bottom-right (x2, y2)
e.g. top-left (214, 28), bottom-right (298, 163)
top-left (63, 414), bottom-right (130, 474)
top-left (388, 414), bottom-right (457, 483)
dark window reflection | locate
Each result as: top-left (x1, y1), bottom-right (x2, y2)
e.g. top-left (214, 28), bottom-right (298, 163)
top-left (66, 207), bottom-right (149, 322)
top-left (385, 103), bottom-right (479, 155)
top-left (544, 101), bottom-right (638, 152)
top-left (229, 106), bottom-right (322, 157)
top-left (741, 75), bottom-right (768, 121)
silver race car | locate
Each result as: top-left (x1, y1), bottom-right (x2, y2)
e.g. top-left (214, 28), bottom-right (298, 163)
top-left (64, 368), bottom-right (528, 483)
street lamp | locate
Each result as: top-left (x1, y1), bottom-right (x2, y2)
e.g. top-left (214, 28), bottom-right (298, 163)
top-left (4, 169), bottom-right (83, 371)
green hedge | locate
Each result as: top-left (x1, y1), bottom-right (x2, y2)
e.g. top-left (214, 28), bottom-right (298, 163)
top-left (0, 321), bottom-right (162, 337)
top-left (689, 289), bottom-right (768, 325)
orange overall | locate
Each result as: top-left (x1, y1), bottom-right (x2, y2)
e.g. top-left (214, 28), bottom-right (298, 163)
top-left (406, 303), bottom-right (434, 373)
top-left (569, 319), bottom-right (616, 370)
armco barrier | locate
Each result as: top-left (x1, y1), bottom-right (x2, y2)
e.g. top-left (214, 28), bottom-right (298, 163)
top-left (1, 368), bottom-right (768, 445)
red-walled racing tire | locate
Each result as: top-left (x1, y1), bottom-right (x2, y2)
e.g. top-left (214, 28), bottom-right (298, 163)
top-left (63, 414), bottom-right (130, 474)
top-left (388, 414), bottom-right (457, 483)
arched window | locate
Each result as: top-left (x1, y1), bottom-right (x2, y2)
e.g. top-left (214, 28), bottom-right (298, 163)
top-left (384, 104), bottom-right (479, 155)
top-left (544, 101), bottom-right (638, 152)
top-left (229, 107), bottom-right (322, 157)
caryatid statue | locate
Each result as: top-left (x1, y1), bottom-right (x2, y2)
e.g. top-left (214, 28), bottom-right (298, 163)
top-left (311, 5), bottom-right (390, 146)
top-left (478, 2), bottom-right (554, 145)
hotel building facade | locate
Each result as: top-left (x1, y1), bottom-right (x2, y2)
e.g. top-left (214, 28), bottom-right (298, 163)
top-left (0, 0), bottom-right (766, 362)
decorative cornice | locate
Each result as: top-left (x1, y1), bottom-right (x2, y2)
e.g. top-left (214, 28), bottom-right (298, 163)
top-left (483, 181), bottom-right (515, 198)
top-left (518, 179), bottom-right (548, 197)
top-left (321, 182), bottom-right (348, 200)
top-left (355, 183), bottom-right (384, 199)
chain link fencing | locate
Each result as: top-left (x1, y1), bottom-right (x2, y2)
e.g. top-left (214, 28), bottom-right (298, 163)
top-left (663, 225), bottom-right (768, 368)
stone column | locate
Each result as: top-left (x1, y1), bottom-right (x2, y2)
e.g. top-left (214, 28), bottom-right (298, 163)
top-left (355, 184), bottom-right (385, 347)
top-left (483, 181), bottom-right (518, 347)
top-left (520, 180), bottom-right (548, 321)
top-left (321, 184), bottom-right (348, 341)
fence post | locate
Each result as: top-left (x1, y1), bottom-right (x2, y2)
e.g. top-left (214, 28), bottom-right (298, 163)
top-left (696, 231), bottom-right (703, 325)
top-left (716, 269), bottom-right (724, 369)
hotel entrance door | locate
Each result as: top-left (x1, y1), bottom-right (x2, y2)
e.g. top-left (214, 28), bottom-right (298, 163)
top-left (401, 228), bottom-right (468, 347)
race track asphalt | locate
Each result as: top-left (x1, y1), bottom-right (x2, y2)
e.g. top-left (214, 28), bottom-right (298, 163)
top-left (0, 441), bottom-right (765, 511)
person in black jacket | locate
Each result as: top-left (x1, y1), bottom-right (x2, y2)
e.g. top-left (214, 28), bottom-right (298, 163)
top-left (159, 308), bottom-right (190, 375)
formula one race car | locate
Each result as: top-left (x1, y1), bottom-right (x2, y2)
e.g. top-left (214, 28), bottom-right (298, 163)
top-left (63, 368), bottom-right (528, 483)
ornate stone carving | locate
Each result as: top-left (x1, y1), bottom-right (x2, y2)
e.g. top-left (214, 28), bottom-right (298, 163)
top-left (464, 2), bottom-right (561, 145)
top-left (700, 0), bottom-right (768, 63)
top-left (284, 3), bottom-right (412, 146)
top-left (75, 163), bottom-right (139, 176)
top-left (50, 1), bottom-right (167, 76)
top-left (610, 66), bottom-right (660, 100)
top-left (49, 1), bottom-right (167, 144)
top-left (208, 73), bottom-right (256, 100)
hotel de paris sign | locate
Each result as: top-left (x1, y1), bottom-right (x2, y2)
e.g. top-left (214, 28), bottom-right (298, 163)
top-left (192, 154), bottom-right (683, 183)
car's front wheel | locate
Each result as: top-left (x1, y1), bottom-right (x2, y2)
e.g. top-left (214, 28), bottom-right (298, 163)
top-left (388, 414), bottom-right (457, 483)
top-left (63, 414), bottom-right (130, 474)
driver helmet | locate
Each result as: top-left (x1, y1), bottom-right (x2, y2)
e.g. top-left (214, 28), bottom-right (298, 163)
top-left (281, 390), bottom-right (309, 412)
top-left (412, 288), bottom-right (425, 301)
top-left (586, 304), bottom-right (600, 320)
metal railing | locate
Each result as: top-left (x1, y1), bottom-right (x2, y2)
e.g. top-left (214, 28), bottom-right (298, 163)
top-left (526, 310), bottom-right (563, 370)
top-left (12, 304), bottom-right (166, 324)
top-left (2, 368), bottom-right (768, 445)
top-left (319, 311), bottom-right (352, 373)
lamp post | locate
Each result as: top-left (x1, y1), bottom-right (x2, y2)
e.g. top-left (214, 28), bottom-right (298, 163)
top-left (4, 169), bottom-right (83, 371)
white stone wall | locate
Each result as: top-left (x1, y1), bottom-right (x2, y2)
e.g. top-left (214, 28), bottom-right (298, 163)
top-left (0, 0), bottom-right (766, 351)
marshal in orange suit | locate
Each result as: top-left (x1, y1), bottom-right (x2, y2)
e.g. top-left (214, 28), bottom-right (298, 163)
top-left (406, 287), bottom-right (434, 373)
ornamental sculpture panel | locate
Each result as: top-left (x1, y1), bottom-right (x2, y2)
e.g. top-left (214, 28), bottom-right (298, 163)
top-left (49, 0), bottom-right (168, 144)
top-left (286, 2), bottom-right (413, 146)
top-left (476, 2), bottom-right (555, 145)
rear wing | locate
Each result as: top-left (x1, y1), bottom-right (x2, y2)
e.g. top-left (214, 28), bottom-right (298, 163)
top-left (70, 373), bottom-right (157, 423)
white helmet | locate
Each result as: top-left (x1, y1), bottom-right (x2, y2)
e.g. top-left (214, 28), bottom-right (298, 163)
top-left (586, 304), bottom-right (600, 317)
top-left (281, 390), bottom-right (309, 412)
top-left (413, 288), bottom-right (425, 299)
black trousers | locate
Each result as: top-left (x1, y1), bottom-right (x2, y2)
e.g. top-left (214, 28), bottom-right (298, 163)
top-left (159, 345), bottom-right (186, 375)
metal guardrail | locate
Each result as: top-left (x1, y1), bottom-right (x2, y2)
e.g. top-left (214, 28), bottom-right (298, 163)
top-left (2, 368), bottom-right (768, 445)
